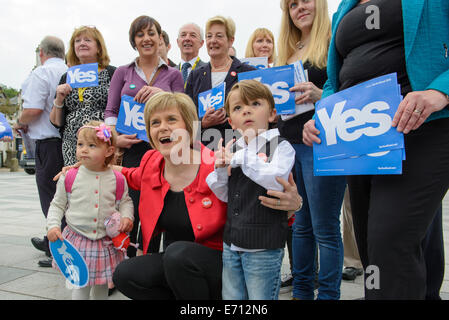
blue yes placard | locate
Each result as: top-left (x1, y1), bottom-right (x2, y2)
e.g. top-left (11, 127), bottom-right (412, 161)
top-left (50, 239), bottom-right (89, 288)
top-left (240, 57), bottom-right (268, 70)
top-left (66, 63), bottom-right (99, 88)
top-left (198, 82), bottom-right (226, 118)
top-left (238, 65), bottom-right (296, 115)
top-left (314, 73), bottom-right (404, 162)
top-left (314, 149), bottom-right (403, 176)
top-left (116, 95), bottom-right (148, 142)
top-left (0, 112), bottom-right (13, 140)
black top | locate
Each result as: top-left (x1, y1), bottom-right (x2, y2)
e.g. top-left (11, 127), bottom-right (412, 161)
top-left (335, 0), bottom-right (411, 96)
top-left (277, 62), bottom-right (327, 144)
top-left (157, 190), bottom-right (195, 248)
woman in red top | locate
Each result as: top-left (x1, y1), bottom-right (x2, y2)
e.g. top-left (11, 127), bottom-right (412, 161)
top-left (112, 92), bottom-right (302, 300)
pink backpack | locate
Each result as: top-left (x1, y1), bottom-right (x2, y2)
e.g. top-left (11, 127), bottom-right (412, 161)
top-left (64, 167), bottom-right (125, 209)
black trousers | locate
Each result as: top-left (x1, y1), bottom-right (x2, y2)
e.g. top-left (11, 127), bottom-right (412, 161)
top-left (347, 117), bottom-right (449, 299)
top-left (113, 241), bottom-right (223, 300)
top-left (35, 138), bottom-right (66, 243)
top-left (423, 204), bottom-right (444, 300)
top-left (35, 138), bottom-right (64, 217)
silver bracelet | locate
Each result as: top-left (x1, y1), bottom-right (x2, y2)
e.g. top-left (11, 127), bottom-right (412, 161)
top-left (53, 99), bottom-right (63, 109)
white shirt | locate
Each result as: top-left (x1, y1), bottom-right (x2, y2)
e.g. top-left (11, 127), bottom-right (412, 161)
top-left (180, 56), bottom-right (200, 78)
top-left (134, 57), bottom-right (167, 84)
top-left (206, 128), bottom-right (295, 203)
top-left (211, 72), bottom-right (227, 88)
top-left (21, 57), bottom-right (67, 140)
top-left (206, 128), bottom-right (295, 252)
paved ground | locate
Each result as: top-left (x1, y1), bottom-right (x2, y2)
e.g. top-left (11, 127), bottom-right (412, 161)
top-left (0, 169), bottom-right (448, 300)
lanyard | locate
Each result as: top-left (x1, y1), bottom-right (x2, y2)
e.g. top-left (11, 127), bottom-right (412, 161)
top-left (78, 67), bottom-right (102, 102)
top-left (180, 57), bottom-right (200, 89)
top-left (179, 56), bottom-right (200, 73)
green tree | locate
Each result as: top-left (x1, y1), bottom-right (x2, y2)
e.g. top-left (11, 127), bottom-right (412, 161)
top-left (1, 85), bottom-right (19, 99)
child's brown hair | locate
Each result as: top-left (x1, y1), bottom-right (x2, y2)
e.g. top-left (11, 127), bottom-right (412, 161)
top-left (225, 80), bottom-right (276, 116)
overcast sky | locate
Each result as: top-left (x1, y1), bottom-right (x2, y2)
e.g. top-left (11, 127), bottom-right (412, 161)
top-left (0, 0), bottom-right (340, 90)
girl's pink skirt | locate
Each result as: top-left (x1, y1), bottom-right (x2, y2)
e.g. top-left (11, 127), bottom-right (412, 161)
top-left (53, 226), bottom-right (125, 287)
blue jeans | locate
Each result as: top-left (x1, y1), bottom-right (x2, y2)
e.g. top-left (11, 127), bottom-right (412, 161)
top-left (222, 242), bottom-right (284, 300)
top-left (292, 144), bottom-right (346, 300)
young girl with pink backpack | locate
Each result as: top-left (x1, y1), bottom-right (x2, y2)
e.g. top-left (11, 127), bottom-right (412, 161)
top-left (46, 121), bottom-right (134, 299)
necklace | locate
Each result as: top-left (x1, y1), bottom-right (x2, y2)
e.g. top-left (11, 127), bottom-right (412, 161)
top-left (212, 58), bottom-right (232, 72)
top-left (296, 40), bottom-right (305, 50)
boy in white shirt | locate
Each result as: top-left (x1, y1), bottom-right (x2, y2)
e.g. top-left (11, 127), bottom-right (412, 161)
top-left (206, 80), bottom-right (296, 300)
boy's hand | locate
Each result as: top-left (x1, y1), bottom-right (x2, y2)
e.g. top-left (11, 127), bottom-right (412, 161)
top-left (47, 227), bottom-right (63, 242)
top-left (119, 217), bottom-right (133, 233)
top-left (215, 138), bottom-right (234, 169)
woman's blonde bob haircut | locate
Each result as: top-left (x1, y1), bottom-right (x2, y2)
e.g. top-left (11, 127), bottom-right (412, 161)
top-left (205, 16), bottom-right (236, 40)
top-left (277, 0), bottom-right (331, 68)
top-left (66, 26), bottom-right (111, 69)
top-left (245, 28), bottom-right (277, 64)
top-left (144, 92), bottom-right (199, 149)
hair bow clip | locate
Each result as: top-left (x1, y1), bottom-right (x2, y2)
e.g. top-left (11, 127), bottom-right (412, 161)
top-left (95, 124), bottom-right (112, 144)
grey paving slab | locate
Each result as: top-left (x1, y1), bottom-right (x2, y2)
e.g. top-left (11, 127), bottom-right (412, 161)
top-left (0, 291), bottom-right (43, 300)
top-left (0, 235), bottom-right (35, 247)
top-left (0, 266), bottom-right (35, 285)
top-left (0, 244), bottom-right (42, 267)
top-left (0, 170), bottom-right (448, 300)
top-left (0, 272), bottom-right (72, 300)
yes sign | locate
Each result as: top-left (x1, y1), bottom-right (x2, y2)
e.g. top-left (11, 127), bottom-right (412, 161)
top-left (314, 149), bottom-right (404, 176)
top-left (0, 112), bottom-right (13, 140)
top-left (240, 57), bottom-right (268, 70)
top-left (314, 73), bottom-right (404, 161)
top-left (50, 239), bottom-right (89, 288)
top-left (198, 82), bottom-right (226, 118)
top-left (66, 63), bottom-right (99, 88)
top-left (116, 95), bottom-right (148, 142)
top-left (238, 65), bottom-right (295, 115)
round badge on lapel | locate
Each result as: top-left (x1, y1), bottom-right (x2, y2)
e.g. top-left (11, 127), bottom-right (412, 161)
top-left (202, 197), bottom-right (212, 209)
top-left (130, 84), bottom-right (136, 89)
top-left (230, 71), bottom-right (237, 77)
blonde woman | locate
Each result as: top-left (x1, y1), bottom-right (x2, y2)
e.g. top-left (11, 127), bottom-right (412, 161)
top-left (50, 26), bottom-right (116, 166)
top-left (276, 0), bottom-right (346, 300)
top-left (245, 28), bottom-right (277, 66)
top-left (185, 16), bottom-right (255, 151)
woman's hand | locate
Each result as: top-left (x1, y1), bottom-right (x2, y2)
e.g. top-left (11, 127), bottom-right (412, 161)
top-left (116, 134), bottom-right (142, 149)
top-left (201, 107), bottom-right (227, 128)
top-left (134, 86), bottom-right (163, 104)
top-left (47, 227), bottom-right (63, 242)
top-left (259, 173), bottom-right (303, 212)
top-left (53, 162), bottom-right (81, 181)
top-left (392, 89), bottom-right (449, 134)
top-left (110, 164), bottom-right (123, 172)
top-left (290, 82), bottom-right (323, 105)
top-left (119, 217), bottom-right (133, 233)
top-left (302, 119), bottom-right (321, 146)
top-left (55, 84), bottom-right (72, 106)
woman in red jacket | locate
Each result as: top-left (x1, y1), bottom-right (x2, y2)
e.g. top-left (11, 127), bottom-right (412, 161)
top-left (112, 91), bottom-right (302, 300)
